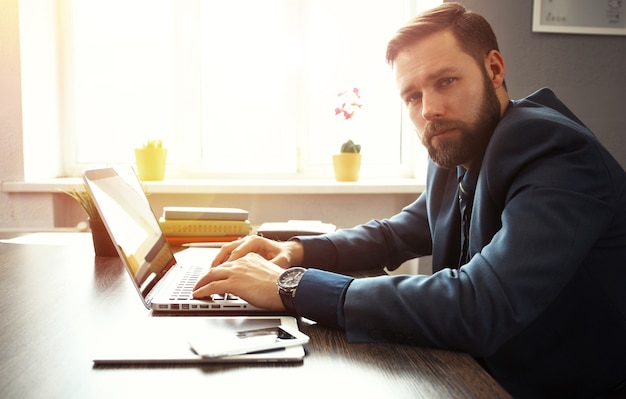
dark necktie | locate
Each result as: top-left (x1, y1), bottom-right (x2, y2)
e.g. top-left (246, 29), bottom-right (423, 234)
top-left (457, 167), bottom-right (477, 268)
top-left (458, 176), bottom-right (472, 267)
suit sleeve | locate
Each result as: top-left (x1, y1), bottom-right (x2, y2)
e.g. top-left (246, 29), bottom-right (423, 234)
top-left (296, 192), bottom-right (432, 272)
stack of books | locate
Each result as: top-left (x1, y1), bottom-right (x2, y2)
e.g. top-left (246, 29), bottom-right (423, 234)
top-left (159, 206), bottom-right (251, 246)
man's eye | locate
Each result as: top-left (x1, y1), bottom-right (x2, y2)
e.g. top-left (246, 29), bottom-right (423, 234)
top-left (441, 77), bottom-right (455, 87)
top-left (406, 93), bottom-right (421, 105)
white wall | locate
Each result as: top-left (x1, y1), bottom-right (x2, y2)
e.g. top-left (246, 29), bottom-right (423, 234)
top-left (0, 0), bottom-right (57, 229)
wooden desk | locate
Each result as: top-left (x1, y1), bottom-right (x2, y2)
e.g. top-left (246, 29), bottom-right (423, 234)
top-left (0, 232), bottom-right (511, 398)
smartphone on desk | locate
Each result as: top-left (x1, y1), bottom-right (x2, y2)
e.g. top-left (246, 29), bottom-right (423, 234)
top-left (188, 324), bottom-right (309, 359)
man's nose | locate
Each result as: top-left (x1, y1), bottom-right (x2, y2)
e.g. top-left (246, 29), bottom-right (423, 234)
top-left (421, 92), bottom-right (444, 120)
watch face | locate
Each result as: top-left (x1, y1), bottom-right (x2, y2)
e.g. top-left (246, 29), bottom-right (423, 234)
top-left (279, 267), bottom-right (306, 289)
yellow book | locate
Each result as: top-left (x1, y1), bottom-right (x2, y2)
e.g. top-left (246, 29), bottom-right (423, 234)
top-left (158, 218), bottom-right (251, 237)
top-left (164, 235), bottom-right (241, 246)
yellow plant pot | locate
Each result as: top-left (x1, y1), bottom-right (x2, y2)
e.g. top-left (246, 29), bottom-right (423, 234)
top-left (332, 153), bottom-right (362, 182)
top-left (134, 147), bottom-right (167, 181)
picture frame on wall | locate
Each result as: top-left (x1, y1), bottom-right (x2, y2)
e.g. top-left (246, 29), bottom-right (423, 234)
top-left (532, 0), bottom-right (626, 36)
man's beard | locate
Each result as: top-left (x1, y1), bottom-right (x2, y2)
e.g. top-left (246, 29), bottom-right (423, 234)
top-left (420, 75), bottom-right (501, 169)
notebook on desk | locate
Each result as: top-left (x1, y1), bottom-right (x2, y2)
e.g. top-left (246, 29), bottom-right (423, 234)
top-left (83, 166), bottom-right (264, 314)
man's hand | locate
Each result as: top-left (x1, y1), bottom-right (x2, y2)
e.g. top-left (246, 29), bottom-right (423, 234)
top-left (211, 235), bottom-right (304, 269)
top-left (192, 252), bottom-right (286, 311)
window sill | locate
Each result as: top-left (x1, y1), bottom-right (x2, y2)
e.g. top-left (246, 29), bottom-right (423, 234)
top-left (2, 177), bottom-right (425, 195)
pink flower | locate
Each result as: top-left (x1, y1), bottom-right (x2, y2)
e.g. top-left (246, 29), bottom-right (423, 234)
top-left (335, 87), bottom-right (362, 120)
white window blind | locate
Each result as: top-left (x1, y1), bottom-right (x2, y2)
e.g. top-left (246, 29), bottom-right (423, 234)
top-left (26, 0), bottom-right (441, 179)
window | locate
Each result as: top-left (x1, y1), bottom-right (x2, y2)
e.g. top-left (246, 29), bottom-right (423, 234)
top-left (22, 0), bottom-right (440, 180)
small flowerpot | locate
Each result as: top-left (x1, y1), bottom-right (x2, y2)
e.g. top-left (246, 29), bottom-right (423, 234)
top-left (134, 147), bottom-right (167, 181)
top-left (332, 153), bottom-right (362, 182)
top-left (89, 218), bottom-right (118, 257)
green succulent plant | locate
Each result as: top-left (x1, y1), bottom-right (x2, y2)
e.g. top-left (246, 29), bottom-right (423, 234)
top-left (340, 139), bottom-right (361, 154)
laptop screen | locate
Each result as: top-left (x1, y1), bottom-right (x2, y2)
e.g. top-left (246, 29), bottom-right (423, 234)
top-left (84, 167), bottom-right (175, 302)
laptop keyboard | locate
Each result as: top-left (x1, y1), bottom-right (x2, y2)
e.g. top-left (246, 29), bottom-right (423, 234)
top-left (169, 265), bottom-right (239, 301)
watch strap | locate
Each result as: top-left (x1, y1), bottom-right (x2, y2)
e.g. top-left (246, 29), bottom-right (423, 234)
top-left (279, 289), bottom-right (298, 315)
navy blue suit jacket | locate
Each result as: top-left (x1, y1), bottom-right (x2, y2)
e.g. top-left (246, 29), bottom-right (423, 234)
top-left (297, 89), bottom-right (626, 398)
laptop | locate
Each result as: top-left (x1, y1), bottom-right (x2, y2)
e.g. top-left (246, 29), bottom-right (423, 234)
top-left (83, 166), bottom-right (265, 313)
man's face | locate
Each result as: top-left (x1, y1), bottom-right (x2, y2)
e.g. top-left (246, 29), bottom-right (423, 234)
top-left (393, 30), bottom-right (502, 169)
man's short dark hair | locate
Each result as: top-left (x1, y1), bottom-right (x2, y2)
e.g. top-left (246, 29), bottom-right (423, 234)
top-left (386, 2), bottom-right (501, 69)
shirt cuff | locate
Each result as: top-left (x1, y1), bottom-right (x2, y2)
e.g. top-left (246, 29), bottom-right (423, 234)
top-left (294, 269), bottom-right (353, 330)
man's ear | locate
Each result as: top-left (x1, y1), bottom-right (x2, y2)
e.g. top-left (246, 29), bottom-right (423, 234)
top-left (485, 50), bottom-right (505, 88)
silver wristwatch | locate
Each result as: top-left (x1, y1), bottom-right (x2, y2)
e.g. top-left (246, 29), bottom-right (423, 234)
top-left (277, 267), bottom-right (307, 314)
